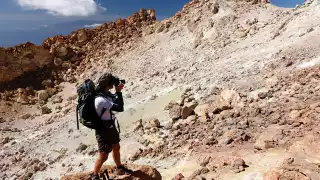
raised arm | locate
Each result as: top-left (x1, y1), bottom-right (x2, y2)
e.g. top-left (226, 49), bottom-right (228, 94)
top-left (110, 92), bottom-right (124, 112)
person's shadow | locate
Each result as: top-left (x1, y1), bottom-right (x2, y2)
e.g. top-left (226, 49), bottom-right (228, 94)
top-left (103, 169), bottom-right (162, 180)
top-left (129, 169), bottom-right (161, 180)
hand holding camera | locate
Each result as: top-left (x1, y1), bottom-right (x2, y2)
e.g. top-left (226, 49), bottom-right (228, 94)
top-left (112, 76), bottom-right (126, 92)
top-left (115, 83), bottom-right (124, 92)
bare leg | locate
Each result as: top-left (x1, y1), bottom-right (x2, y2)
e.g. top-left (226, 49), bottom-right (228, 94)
top-left (93, 152), bottom-right (109, 175)
top-left (112, 145), bottom-right (133, 174)
top-left (112, 144), bottom-right (122, 167)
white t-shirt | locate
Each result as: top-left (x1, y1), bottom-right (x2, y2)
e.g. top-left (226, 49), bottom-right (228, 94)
top-left (94, 95), bottom-right (116, 121)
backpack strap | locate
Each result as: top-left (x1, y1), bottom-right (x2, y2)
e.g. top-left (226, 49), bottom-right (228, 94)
top-left (116, 117), bottom-right (121, 134)
top-left (76, 105), bottom-right (80, 130)
top-left (76, 97), bottom-right (83, 130)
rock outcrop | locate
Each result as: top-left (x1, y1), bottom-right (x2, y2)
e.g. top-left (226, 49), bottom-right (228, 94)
top-left (0, 43), bottom-right (52, 85)
top-left (61, 164), bottom-right (162, 180)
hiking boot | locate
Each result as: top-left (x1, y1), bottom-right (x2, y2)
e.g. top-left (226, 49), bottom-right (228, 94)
top-left (114, 165), bottom-right (134, 175)
top-left (91, 174), bottom-right (100, 180)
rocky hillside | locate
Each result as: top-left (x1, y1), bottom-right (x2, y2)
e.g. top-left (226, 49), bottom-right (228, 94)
top-left (1, 0), bottom-right (320, 180)
top-left (0, 9), bottom-right (155, 100)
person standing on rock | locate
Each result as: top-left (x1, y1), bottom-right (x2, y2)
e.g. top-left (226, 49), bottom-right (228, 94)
top-left (92, 73), bottom-right (132, 180)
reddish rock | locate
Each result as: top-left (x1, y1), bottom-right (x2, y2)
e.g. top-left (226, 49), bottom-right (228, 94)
top-left (174, 173), bottom-right (184, 180)
top-left (263, 170), bottom-right (280, 180)
top-left (233, 158), bottom-right (245, 166)
top-left (169, 103), bottom-right (182, 120)
top-left (150, 119), bottom-right (161, 128)
top-left (61, 164), bottom-right (162, 180)
top-left (181, 106), bottom-right (194, 119)
top-left (133, 119), bottom-right (143, 132)
top-left (0, 43), bottom-right (52, 84)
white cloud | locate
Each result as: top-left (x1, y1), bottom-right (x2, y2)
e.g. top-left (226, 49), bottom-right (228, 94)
top-left (84, 23), bottom-right (102, 28)
top-left (16, 0), bottom-right (106, 17)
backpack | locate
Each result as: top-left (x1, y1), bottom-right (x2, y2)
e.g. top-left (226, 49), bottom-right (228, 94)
top-left (76, 79), bottom-right (106, 130)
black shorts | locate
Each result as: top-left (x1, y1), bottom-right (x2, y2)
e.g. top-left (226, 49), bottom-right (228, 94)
top-left (95, 126), bottom-right (120, 153)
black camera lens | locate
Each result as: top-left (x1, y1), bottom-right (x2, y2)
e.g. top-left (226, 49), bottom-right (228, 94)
top-left (120, 80), bottom-right (126, 84)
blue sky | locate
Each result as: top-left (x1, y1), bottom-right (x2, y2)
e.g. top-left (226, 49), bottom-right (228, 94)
top-left (271, 0), bottom-right (305, 7)
top-left (0, 0), bottom-right (191, 30)
top-left (0, 0), bottom-right (304, 47)
top-left (0, 0), bottom-right (305, 30)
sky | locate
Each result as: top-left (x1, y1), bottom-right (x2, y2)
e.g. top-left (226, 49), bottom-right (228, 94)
top-left (0, 0), bottom-right (192, 30)
top-left (271, 0), bottom-right (305, 7)
top-left (0, 0), bottom-right (305, 47)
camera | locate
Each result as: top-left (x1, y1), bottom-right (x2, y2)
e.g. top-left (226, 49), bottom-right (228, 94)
top-left (112, 76), bottom-right (126, 86)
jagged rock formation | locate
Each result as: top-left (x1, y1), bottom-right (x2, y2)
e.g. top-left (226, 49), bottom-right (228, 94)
top-left (0, 9), bottom-right (156, 99)
top-left (0, 43), bottom-right (52, 87)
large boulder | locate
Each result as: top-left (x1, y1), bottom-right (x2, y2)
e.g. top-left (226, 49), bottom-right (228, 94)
top-left (150, 119), bottom-right (161, 128)
top-left (147, 9), bottom-right (156, 20)
top-left (61, 164), bottom-right (162, 180)
top-left (254, 125), bottom-right (284, 150)
top-left (77, 30), bottom-right (88, 45)
top-left (55, 46), bottom-right (68, 57)
top-left (181, 105), bottom-right (194, 119)
top-left (195, 89), bottom-right (241, 116)
top-left (37, 90), bottom-right (49, 102)
top-left (54, 57), bottom-right (63, 66)
top-left (215, 89), bottom-right (241, 111)
top-left (249, 88), bottom-right (272, 100)
top-left (169, 103), bottom-right (182, 120)
top-left (194, 104), bottom-right (210, 117)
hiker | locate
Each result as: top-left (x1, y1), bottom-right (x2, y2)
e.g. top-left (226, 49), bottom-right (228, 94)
top-left (91, 73), bottom-right (131, 180)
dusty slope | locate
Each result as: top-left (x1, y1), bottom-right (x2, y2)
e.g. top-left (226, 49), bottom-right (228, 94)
top-left (1, 0), bottom-right (320, 180)
top-left (78, 0), bottom-right (320, 104)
